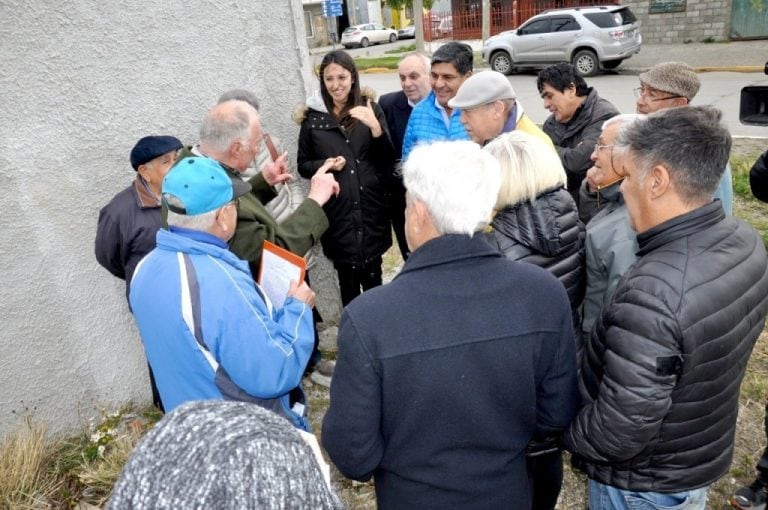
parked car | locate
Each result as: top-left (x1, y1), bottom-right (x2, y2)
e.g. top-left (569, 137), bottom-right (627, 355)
top-left (482, 5), bottom-right (642, 77)
top-left (341, 23), bottom-right (398, 48)
top-left (398, 21), bottom-right (415, 39)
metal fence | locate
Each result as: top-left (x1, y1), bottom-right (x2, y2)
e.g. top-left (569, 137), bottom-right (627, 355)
top-left (423, 1), bottom-right (614, 41)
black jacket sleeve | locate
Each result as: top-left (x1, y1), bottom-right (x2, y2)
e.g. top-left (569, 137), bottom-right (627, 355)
top-left (750, 149), bottom-right (768, 203)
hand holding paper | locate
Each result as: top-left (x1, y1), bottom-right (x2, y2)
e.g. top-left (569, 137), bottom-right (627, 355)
top-left (288, 280), bottom-right (315, 308)
top-left (257, 241), bottom-right (308, 309)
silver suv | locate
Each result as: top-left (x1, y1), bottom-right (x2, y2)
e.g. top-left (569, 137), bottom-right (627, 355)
top-left (482, 5), bottom-right (641, 77)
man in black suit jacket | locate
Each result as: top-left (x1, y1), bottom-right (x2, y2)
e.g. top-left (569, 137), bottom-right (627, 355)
top-left (378, 53), bottom-right (431, 259)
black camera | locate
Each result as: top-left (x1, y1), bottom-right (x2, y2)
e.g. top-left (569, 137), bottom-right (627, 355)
top-left (739, 62), bottom-right (768, 126)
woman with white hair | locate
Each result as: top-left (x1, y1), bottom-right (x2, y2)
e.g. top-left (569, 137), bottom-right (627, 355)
top-left (483, 131), bottom-right (585, 510)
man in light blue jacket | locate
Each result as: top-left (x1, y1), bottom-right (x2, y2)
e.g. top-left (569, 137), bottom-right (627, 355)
top-left (401, 42), bottom-right (473, 160)
top-left (130, 157), bottom-right (317, 430)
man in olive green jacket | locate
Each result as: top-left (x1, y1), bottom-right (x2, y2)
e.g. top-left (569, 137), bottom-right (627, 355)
top-left (179, 99), bottom-right (339, 277)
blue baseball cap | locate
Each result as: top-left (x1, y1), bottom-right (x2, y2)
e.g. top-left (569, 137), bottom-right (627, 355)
top-left (162, 157), bottom-right (251, 216)
top-left (130, 135), bottom-right (183, 170)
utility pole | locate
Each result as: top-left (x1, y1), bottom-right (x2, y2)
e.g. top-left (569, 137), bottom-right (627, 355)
top-left (482, 0), bottom-right (490, 42)
top-left (414, 0), bottom-right (424, 53)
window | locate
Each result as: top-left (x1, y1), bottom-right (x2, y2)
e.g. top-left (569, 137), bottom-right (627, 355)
top-left (552, 17), bottom-right (580, 32)
top-left (521, 19), bottom-right (551, 35)
top-left (584, 8), bottom-right (637, 28)
top-left (304, 10), bottom-right (314, 38)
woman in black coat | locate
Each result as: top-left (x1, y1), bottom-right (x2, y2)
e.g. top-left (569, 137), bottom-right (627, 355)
top-left (483, 130), bottom-right (585, 510)
top-left (297, 50), bottom-right (394, 306)
top-left (484, 131), bottom-right (585, 318)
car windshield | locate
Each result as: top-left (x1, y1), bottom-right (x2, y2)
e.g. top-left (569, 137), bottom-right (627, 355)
top-left (583, 8), bottom-right (637, 28)
top-left (343, 27), bottom-right (357, 33)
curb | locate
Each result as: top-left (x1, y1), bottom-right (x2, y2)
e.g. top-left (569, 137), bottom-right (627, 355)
top-left (693, 65), bottom-right (764, 73)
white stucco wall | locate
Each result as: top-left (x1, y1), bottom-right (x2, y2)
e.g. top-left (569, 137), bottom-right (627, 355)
top-left (0, 0), bottom-right (326, 436)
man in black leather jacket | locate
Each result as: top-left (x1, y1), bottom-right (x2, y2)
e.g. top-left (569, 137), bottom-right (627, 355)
top-left (566, 106), bottom-right (768, 509)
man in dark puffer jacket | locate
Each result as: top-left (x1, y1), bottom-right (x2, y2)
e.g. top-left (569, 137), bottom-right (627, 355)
top-left (566, 106), bottom-right (768, 510)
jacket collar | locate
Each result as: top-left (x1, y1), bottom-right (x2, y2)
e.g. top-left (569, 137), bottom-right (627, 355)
top-left (637, 201), bottom-right (725, 256)
top-left (156, 228), bottom-right (250, 274)
top-left (397, 233), bottom-right (501, 279)
top-left (133, 175), bottom-right (161, 209)
top-left (597, 180), bottom-right (623, 204)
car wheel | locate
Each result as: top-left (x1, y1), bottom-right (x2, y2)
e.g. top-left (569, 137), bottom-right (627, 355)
top-left (490, 51), bottom-right (514, 76)
top-left (360, 37), bottom-right (369, 48)
top-left (389, 33), bottom-right (397, 43)
top-left (572, 49), bottom-right (599, 77)
top-left (602, 59), bottom-right (624, 70)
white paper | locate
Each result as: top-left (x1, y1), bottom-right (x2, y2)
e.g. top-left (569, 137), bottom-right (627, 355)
top-left (259, 249), bottom-right (303, 309)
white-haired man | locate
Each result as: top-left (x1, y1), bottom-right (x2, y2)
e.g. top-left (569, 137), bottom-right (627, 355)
top-left (567, 106), bottom-right (768, 509)
top-left (130, 157), bottom-right (321, 430)
top-left (450, 70), bottom-right (552, 147)
top-left (179, 100), bottom-right (339, 277)
top-left (322, 140), bottom-right (579, 509)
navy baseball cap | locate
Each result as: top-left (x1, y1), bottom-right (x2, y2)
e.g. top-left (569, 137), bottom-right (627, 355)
top-left (162, 157), bottom-right (251, 216)
top-left (130, 135), bottom-right (183, 170)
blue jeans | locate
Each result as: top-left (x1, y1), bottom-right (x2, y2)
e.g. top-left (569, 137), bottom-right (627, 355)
top-left (589, 479), bottom-right (709, 510)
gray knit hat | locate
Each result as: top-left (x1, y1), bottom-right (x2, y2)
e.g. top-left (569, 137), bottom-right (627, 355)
top-left (639, 61), bottom-right (700, 101)
top-left (108, 401), bottom-right (343, 510)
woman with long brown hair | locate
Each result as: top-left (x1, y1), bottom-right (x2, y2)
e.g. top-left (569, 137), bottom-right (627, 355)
top-left (297, 50), bottom-right (394, 306)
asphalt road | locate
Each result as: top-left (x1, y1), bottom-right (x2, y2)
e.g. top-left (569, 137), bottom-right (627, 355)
top-left (358, 69), bottom-right (768, 138)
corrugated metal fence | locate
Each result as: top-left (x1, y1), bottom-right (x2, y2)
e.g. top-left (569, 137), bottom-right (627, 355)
top-left (730, 0), bottom-right (768, 40)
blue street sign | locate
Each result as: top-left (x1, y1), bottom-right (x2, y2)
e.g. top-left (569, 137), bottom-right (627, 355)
top-left (322, 2), bottom-right (343, 17)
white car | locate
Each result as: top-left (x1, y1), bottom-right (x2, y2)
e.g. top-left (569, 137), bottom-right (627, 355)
top-left (341, 23), bottom-right (398, 48)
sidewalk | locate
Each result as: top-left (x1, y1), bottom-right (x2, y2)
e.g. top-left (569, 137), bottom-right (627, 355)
top-left (310, 39), bottom-right (768, 73)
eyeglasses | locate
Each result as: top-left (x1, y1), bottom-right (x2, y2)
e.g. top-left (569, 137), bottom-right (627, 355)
top-left (633, 87), bottom-right (682, 102)
top-left (594, 143), bottom-right (614, 153)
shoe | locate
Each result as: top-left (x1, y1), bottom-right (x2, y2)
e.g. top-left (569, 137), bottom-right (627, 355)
top-left (731, 479), bottom-right (768, 509)
top-left (310, 359), bottom-right (335, 388)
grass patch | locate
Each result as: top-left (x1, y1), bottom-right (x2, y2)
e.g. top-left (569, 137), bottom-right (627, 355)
top-left (385, 43), bottom-right (416, 54)
top-left (731, 151), bottom-right (768, 248)
top-left (0, 405), bottom-right (161, 508)
top-left (0, 418), bottom-right (62, 509)
top-left (354, 50), bottom-right (485, 70)
top-left (355, 56), bottom-right (400, 70)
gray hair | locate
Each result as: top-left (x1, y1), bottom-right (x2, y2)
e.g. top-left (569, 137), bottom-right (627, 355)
top-left (615, 106), bottom-right (731, 204)
top-left (218, 89), bottom-right (260, 111)
top-left (501, 98), bottom-right (516, 112)
top-left (403, 140), bottom-right (500, 235)
top-left (399, 52), bottom-right (430, 74)
top-left (200, 100), bottom-right (259, 154)
top-left (602, 113), bottom-right (644, 131)
top-left (484, 131), bottom-right (566, 207)
top-left (165, 195), bottom-right (219, 231)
